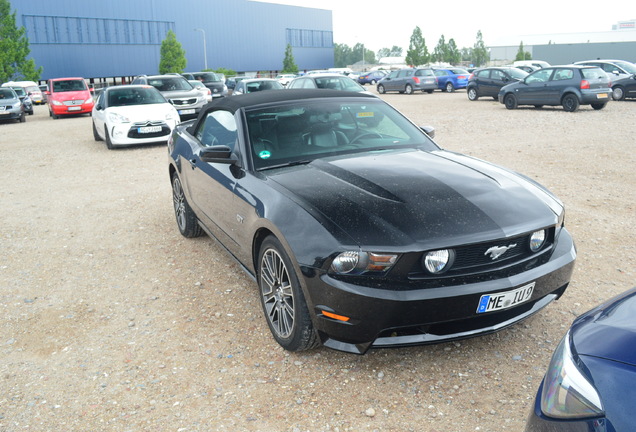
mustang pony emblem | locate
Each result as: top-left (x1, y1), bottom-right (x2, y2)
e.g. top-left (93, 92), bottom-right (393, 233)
top-left (484, 244), bottom-right (517, 260)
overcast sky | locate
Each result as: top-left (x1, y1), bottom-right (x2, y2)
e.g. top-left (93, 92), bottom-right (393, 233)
top-left (254, 0), bottom-right (634, 53)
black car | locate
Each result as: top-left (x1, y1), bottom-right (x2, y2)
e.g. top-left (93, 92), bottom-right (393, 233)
top-left (499, 65), bottom-right (611, 112)
top-left (467, 67), bottom-right (528, 101)
top-left (168, 89), bottom-right (576, 354)
top-left (190, 72), bottom-right (228, 98)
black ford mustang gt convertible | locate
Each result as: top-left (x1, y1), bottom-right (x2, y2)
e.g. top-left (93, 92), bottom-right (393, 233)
top-left (168, 89), bottom-right (576, 354)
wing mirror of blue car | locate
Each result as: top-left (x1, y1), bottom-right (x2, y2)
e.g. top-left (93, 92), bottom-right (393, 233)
top-left (420, 125), bottom-right (435, 139)
top-left (200, 145), bottom-right (237, 164)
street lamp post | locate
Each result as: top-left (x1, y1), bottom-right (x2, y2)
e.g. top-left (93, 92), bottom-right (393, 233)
top-left (194, 28), bottom-right (207, 70)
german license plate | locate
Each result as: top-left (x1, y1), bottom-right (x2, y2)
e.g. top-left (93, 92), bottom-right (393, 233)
top-left (597, 93), bottom-right (608, 99)
top-left (178, 109), bottom-right (195, 115)
top-left (68, 106), bottom-right (81, 111)
top-left (138, 126), bottom-right (162, 133)
top-left (477, 282), bottom-right (535, 314)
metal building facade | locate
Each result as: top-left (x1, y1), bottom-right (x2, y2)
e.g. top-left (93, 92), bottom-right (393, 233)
top-left (11, 0), bottom-right (334, 80)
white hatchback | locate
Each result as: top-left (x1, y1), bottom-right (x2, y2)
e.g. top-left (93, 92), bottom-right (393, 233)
top-left (92, 85), bottom-right (180, 149)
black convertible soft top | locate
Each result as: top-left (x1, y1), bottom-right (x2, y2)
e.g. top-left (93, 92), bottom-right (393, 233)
top-left (196, 89), bottom-right (376, 120)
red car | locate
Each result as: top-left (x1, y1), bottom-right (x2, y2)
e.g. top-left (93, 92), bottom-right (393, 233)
top-left (46, 77), bottom-right (94, 119)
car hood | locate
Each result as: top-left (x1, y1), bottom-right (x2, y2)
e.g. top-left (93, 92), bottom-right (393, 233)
top-left (266, 148), bottom-right (562, 249)
top-left (572, 287), bottom-right (636, 367)
top-left (104, 104), bottom-right (176, 122)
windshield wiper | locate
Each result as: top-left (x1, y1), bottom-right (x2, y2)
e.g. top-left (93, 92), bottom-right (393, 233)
top-left (259, 160), bottom-right (312, 171)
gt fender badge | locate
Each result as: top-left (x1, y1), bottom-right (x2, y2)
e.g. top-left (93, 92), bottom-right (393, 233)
top-left (485, 244), bottom-right (517, 260)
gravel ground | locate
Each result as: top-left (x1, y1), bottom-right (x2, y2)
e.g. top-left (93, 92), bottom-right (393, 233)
top-left (1, 90), bottom-right (634, 432)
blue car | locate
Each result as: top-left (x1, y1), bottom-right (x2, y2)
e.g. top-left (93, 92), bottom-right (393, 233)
top-left (357, 70), bottom-right (387, 85)
top-left (525, 286), bottom-right (636, 431)
top-left (433, 68), bottom-right (469, 92)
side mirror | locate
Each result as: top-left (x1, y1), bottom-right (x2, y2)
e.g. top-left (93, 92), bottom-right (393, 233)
top-left (420, 126), bottom-right (435, 139)
top-left (200, 145), bottom-right (237, 164)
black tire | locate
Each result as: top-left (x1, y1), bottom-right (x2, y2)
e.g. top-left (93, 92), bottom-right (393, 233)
top-left (404, 84), bottom-right (413, 95)
top-left (504, 93), bottom-right (517, 110)
top-left (258, 236), bottom-right (319, 352)
top-left (445, 82), bottom-right (454, 93)
top-left (534, 105), bottom-right (544, 109)
top-left (28, 110), bottom-right (34, 115)
top-left (612, 86), bottom-right (625, 101)
top-left (92, 121), bottom-right (103, 141)
top-left (377, 84), bottom-right (385, 94)
top-left (171, 173), bottom-right (204, 238)
top-left (426, 89), bottom-right (434, 94)
top-left (19, 112), bottom-right (26, 123)
top-left (591, 102), bottom-right (607, 110)
top-left (562, 94), bottom-right (580, 112)
top-left (104, 126), bottom-right (114, 149)
top-left (467, 87), bottom-right (478, 101)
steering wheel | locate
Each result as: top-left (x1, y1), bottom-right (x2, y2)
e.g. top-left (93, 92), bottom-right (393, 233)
top-left (348, 132), bottom-right (383, 146)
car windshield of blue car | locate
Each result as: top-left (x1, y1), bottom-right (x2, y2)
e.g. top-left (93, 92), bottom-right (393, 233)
top-left (246, 99), bottom-right (438, 170)
top-left (108, 87), bottom-right (167, 107)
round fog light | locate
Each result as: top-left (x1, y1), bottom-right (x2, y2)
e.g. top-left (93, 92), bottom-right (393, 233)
top-left (529, 230), bottom-right (546, 252)
top-left (423, 249), bottom-right (455, 274)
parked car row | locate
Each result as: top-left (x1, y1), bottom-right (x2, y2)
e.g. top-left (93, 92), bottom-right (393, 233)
top-left (375, 67), bottom-right (470, 94)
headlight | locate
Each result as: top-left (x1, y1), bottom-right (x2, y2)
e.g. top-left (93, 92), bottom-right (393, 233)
top-left (107, 111), bottom-right (130, 123)
top-left (423, 249), bottom-right (455, 274)
top-left (13, 102), bottom-right (22, 109)
top-left (51, 100), bottom-right (63, 106)
top-left (330, 251), bottom-right (397, 275)
top-left (540, 331), bottom-right (604, 419)
top-left (85, 96), bottom-right (93, 104)
top-left (529, 230), bottom-right (546, 252)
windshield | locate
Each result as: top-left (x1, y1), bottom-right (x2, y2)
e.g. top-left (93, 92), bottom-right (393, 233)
top-left (449, 68), bottom-right (469, 75)
top-left (11, 87), bottom-right (26, 97)
top-left (148, 77), bottom-right (192, 91)
top-left (506, 68), bottom-right (529, 79)
top-left (0, 88), bottom-right (17, 99)
top-left (193, 72), bottom-right (221, 83)
top-left (614, 61), bottom-right (636, 74)
top-left (314, 77), bottom-right (364, 92)
top-left (246, 99), bottom-right (438, 170)
top-left (52, 79), bottom-right (88, 92)
top-left (107, 87), bottom-right (167, 107)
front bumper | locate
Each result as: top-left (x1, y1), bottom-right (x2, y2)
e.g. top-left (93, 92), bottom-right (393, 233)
top-left (0, 107), bottom-right (24, 120)
top-left (107, 120), bottom-right (177, 146)
top-left (302, 228), bottom-right (576, 354)
top-left (50, 102), bottom-right (93, 115)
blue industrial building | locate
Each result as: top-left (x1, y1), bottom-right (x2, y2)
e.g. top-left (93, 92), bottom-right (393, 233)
top-left (11, 0), bottom-right (334, 81)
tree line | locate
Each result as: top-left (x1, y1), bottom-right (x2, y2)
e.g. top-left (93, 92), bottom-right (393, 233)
top-left (334, 27), bottom-right (491, 68)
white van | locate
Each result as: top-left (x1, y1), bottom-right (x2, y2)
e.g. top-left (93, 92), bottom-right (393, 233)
top-left (2, 81), bottom-right (44, 105)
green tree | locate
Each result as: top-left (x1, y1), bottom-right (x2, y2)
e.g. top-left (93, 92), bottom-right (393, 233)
top-left (377, 45), bottom-right (403, 59)
top-left (447, 38), bottom-right (461, 64)
top-left (0, 0), bottom-right (42, 82)
top-left (334, 43), bottom-right (352, 68)
top-left (472, 30), bottom-right (489, 67)
top-left (159, 30), bottom-right (186, 74)
top-left (405, 26), bottom-right (429, 67)
top-left (432, 35), bottom-right (449, 63)
top-left (515, 41), bottom-right (532, 61)
top-left (282, 44), bottom-right (298, 73)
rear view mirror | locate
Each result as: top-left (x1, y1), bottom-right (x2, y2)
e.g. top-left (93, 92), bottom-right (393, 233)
top-left (420, 126), bottom-right (435, 139)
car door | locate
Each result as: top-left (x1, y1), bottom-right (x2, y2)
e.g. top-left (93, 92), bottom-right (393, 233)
top-left (183, 109), bottom-right (242, 253)
top-left (475, 69), bottom-right (495, 96)
top-left (433, 70), bottom-right (449, 89)
top-left (518, 68), bottom-right (554, 104)
top-left (92, 92), bottom-right (107, 136)
top-left (488, 69), bottom-right (510, 97)
top-left (382, 70), bottom-right (399, 91)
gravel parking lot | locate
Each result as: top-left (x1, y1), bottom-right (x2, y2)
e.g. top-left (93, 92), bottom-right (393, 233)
top-left (1, 89), bottom-right (634, 432)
